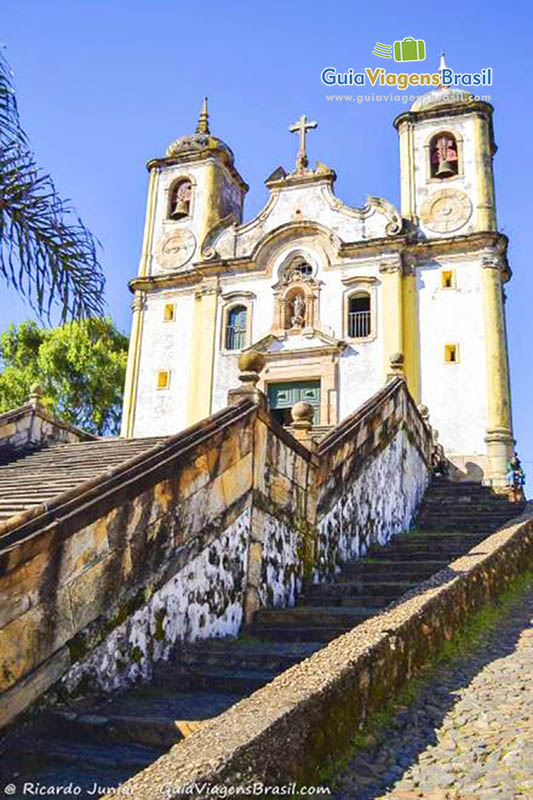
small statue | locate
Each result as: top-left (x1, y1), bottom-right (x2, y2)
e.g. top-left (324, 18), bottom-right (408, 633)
top-left (290, 294), bottom-right (305, 327)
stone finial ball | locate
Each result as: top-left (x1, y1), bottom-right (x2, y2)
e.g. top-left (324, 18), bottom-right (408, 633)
top-left (29, 382), bottom-right (44, 396)
top-left (389, 352), bottom-right (404, 366)
top-left (237, 350), bottom-right (265, 374)
top-left (291, 401), bottom-right (314, 424)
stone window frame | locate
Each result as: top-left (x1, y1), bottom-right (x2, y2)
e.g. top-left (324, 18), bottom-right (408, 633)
top-left (341, 276), bottom-right (378, 343)
top-left (424, 128), bottom-right (464, 185)
top-left (164, 174), bottom-right (196, 223)
top-left (219, 291), bottom-right (255, 354)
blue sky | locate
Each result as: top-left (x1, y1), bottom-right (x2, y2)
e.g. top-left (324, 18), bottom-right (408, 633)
top-left (2, 0), bottom-right (533, 486)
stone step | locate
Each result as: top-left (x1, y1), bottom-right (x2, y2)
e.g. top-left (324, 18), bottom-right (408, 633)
top-left (417, 520), bottom-right (515, 533)
top-left (363, 548), bottom-right (473, 561)
top-left (338, 559), bottom-right (449, 580)
top-left (252, 605), bottom-right (378, 629)
top-left (246, 625), bottom-right (353, 643)
top-left (304, 579), bottom-right (417, 600)
top-left (13, 736), bottom-right (165, 772)
top-left (380, 533), bottom-right (486, 547)
top-left (152, 666), bottom-right (276, 695)
top-left (48, 710), bottom-right (186, 748)
top-left (72, 687), bottom-right (242, 726)
top-left (161, 640), bottom-right (320, 672)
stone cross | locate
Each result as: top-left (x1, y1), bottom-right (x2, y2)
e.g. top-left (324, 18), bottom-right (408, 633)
top-left (289, 115), bottom-right (317, 172)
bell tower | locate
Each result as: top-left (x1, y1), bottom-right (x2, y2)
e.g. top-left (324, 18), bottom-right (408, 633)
top-left (394, 54), bottom-right (497, 238)
top-left (121, 100), bottom-right (248, 438)
top-left (393, 58), bottom-right (514, 489)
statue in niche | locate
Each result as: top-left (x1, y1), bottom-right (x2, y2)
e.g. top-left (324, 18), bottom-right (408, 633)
top-left (290, 293), bottom-right (306, 327)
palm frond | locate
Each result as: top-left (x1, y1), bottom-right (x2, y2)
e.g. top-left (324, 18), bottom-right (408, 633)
top-left (0, 51), bottom-right (105, 320)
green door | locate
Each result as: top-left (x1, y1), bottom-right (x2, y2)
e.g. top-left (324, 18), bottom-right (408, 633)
top-left (267, 380), bottom-right (321, 426)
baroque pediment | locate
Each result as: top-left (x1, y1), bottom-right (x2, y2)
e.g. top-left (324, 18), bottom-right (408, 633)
top-left (200, 171), bottom-right (402, 264)
top-left (246, 328), bottom-right (346, 358)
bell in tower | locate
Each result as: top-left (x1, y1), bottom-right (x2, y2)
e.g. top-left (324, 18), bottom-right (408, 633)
top-left (433, 134), bottom-right (459, 179)
top-left (170, 179), bottom-right (192, 220)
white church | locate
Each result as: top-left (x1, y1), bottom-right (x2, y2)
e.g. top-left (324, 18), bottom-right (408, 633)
top-left (121, 68), bottom-right (515, 489)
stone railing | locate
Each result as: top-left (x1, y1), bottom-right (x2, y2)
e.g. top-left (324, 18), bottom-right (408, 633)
top-left (0, 376), bottom-right (431, 729)
top-left (109, 510), bottom-right (533, 799)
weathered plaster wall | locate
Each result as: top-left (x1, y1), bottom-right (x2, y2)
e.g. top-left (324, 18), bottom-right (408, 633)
top-left (0, 403), bottom-right (256, 727)
top-left (316, 379), bottom-right (430, 578)
top-left (0, 379), bottom-right (429, 729)
top-left (317, 429), bottom-right (428, 576)
top-left (62, 507), bottom-right (251, 695)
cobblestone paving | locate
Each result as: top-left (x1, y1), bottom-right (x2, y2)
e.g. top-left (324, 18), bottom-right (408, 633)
top-left (329, 583), bottom-right (533, 800)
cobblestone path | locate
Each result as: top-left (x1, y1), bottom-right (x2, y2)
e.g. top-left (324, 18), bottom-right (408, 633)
top-left (329, 581), bottom-right (533, 800)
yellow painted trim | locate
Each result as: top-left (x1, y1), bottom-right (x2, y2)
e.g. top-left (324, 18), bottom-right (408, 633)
top-left (381, 267), bottom-right (403, 380)
top-left (473, 115), bottom-right (497, 232)
top-left (121, 293), bottom-right (145, 438)
top-left (402, 271), bottom-right (420, 402)
top-left (200, 160), bottom-right (221, 247)
top-left (398, 122), bottom-right (412, 220)
top-left (481, 264), bottom-right (512, 433)
top-left (186, 285), bottom-right (219, 425)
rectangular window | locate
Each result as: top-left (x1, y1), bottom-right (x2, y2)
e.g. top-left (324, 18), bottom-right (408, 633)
top-left (157, 370), bottom-right (170, 389)
top-left (444, 344), bottom-right (459, 363)
top-left (225, 306), bottom-right (247, 350)
top-left (163, 303), bottom-right (175, 322)
top-left (441, 270), bottom-right (455, 289)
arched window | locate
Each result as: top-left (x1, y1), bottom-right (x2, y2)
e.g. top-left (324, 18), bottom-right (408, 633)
top-left (347, 292), bottom-right (371, 338)
top-left (168, 179), bottom-right (192, 220)
top-left (225, 305), bottom-right (247, 350)
top-left (430, 133), bottom-right (459, 179)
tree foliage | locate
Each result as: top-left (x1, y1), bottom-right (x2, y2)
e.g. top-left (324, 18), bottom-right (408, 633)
top-left (0, 318), bottom-right (128, 435)
top-left (0, 51), bottom-right (105, 320)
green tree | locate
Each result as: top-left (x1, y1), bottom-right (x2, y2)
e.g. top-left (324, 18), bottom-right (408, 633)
top-left (0, 52), bottom-right (105, 320)
top-left (0, 318), bottom-right (128, 435)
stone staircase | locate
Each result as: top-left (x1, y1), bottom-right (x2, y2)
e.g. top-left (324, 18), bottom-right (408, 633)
top-left (1, 479), bottom-right (524, 797)
top-left (0, 437), bottom-right (168, 524)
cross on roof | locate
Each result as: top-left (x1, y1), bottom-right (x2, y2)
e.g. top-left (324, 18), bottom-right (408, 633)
top-left (289, 115), bottom-right (317, 173)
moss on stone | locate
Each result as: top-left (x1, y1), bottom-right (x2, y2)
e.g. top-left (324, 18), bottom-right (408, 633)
top-left (153, 607), bottom-right (167, 641)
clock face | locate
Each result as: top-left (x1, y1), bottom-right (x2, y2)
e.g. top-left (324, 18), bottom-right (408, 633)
top-left (421, 189), bottom-right (472, 233)
top-left (156, 230), bottom-right (196, 270)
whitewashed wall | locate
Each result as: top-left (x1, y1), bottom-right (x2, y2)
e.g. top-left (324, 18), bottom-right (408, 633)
top-left (133, 291), bottom-right (194, 437)
top-left (417, 256), bottom-right (488, 457)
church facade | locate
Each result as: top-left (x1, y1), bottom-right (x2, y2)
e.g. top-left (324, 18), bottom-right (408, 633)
top-left (121, 79), bottom-right (515, 488)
